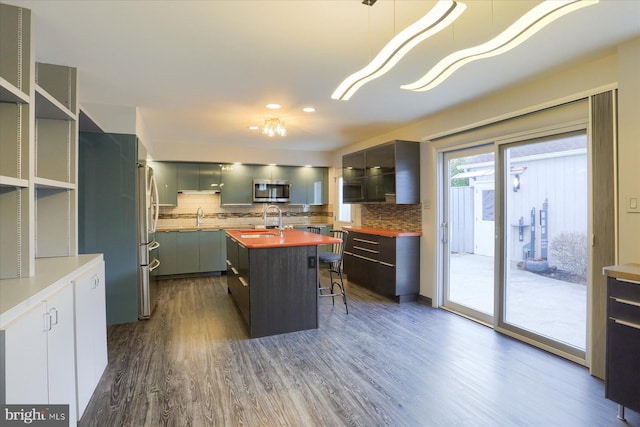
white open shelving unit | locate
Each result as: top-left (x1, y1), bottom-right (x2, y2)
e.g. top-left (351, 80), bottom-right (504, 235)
top-left (1, 2), bottom-right (78, 279)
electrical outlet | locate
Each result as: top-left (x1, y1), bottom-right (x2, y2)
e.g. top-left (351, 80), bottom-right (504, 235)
top-left (308, 256), bottom-right (316, 268)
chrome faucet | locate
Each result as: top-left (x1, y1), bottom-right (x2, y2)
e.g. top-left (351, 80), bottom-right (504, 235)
top-left (263, 204), bottom-right (283, 237)
top-left (196, 207), bottom-right (204, 226)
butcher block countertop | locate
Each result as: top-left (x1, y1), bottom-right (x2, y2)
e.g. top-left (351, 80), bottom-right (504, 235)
top-left (603, 263), bottom-right (640, 282)
top-left (343, 226), bottom-right (422, 237)
top-left (225, 229), bottom-right (340, 249)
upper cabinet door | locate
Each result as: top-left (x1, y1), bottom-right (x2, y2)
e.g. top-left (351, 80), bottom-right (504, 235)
top-left (365, 144), bottom-right (395, 175)
top-left (177, 163), bottom-right (200, 191)
top-left (199, 163), bottom-right (221, 191)
top-left (220, 164), bottom-right (254, 205)
top-left (151, 162), bottom-right (178, 205)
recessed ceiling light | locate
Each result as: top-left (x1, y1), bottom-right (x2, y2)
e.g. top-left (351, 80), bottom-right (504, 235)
top-left (266, 103), bottom-right (281, 109)
top-left (303, 107), bottom-right (316, 113)
top-left (248, 125), bottom-right (259, 131)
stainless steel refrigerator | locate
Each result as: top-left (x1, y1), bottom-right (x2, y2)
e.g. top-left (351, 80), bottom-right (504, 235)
top-left (137, 164), bottom-right (161, 319)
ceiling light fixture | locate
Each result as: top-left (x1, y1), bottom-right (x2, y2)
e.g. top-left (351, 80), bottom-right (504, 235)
top-left (262, 118), bottom-right (287, 137)
top-left (331, 0), bottom-right (466, 101)
top-left (266, 103), bottom-right (282, 109)
top-left (402, 0), bottom-right (598, 92)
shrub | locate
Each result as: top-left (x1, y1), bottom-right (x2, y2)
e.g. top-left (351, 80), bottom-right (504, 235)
top-left (550, 232), bottom-right (588, 281)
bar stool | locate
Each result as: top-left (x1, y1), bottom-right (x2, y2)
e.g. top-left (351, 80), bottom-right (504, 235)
top-left (318, 230), bottom-right (349, 314)
top-left (306, 227), bottom-right (321, 235)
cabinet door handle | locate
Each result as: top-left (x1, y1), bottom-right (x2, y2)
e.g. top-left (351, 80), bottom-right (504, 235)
top-left (239, 277), bottom-right (249, 287)
top-left (92, 274), bottom-right (99, 289)
top-left (231, 267), bottom-right (239, 275)
top-left (352, 253), bottom-right (378, 263)
top-left (617, 278), bottom-right (640, 285)
top-left (610, 296), bottom-right (640, 308)
top-left (43, 313), bottom-right (52, 332)
top-left (354, 238), bottom-right (378, 245)
top-left (610, 317), bottom-right (640, 331)
top-left (226, 260), bottom-right (232, 266)
top-left (379, 261), bottom-right (395, 267)
top-left (49, 308), bottom-right (59, 326)
top-left (353, 246), bottom-right (379, 254)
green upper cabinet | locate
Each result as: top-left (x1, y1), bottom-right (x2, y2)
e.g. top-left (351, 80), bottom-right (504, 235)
top-left (220, 164), bottom-right (255, 205)
top-left (151, 162), bottom-right (178, 205)
top-left (253, 165), bottom-right (290, 181)
top-left (177, 163), bottom-right (200, 191)
top-left (290, 167), bottom-right (328, 205)
top-left (199, 163), bottom-right (222, 191)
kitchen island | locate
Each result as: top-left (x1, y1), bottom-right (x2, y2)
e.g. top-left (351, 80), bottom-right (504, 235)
top-left (225, 229), bottom-right (340, 338)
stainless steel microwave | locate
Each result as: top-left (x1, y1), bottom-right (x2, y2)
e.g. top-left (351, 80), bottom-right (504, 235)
top-left (253, 179), bottom-right (290, 203)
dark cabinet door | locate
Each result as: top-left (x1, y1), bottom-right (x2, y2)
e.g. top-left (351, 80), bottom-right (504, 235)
top-left (365, 143), bottom-right (395, 175)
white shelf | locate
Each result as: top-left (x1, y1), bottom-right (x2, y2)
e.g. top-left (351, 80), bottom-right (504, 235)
top-left (0, 76), bottom-right (29, 104)
top-left (35, 84), bottom-right (76, 121)
top-left (0, 175), bottom-right (29, 188)
top-left (34, 177), bottom-right (75, 190)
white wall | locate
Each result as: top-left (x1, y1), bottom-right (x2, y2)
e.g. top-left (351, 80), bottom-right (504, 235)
top-left (149, 140), bottom-right (332, 167)
top-left (334, 41), bottom-right (640, 302)
top-left (617, 37), bottom-right (640, 264)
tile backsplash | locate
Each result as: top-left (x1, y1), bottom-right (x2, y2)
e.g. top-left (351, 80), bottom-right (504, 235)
top-left (361, 203), bottom-right (422, 232)
top-left (158, 193), bottom-right (332, 228)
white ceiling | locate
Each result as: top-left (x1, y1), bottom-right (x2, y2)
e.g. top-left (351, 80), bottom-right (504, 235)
top-left (7, 0), bottom-right (640, 153)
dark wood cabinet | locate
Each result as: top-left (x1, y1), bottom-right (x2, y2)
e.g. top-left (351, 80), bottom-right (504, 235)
top-left (342, 140), bottom-right (419, 204)
top-left (605, 276), bottom-right (640, 415)
top-left (226, 235), bottom-right (318, 338)
top-left (344, 231), bottom-right (419, 302)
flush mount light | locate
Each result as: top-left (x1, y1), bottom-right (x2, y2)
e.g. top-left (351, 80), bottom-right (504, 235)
top-left (302, 107), bottom-right (316, 113)
top-left (402, 0), bottom-right (598, 92)
top-left (266, 103), bottom-right (282, 109)
top-left (331, 0), bottom-right (466, 101)
top-left (248, 125), bottom-right (259, 131)
top-left (262, 118), bottom-right (287, 137)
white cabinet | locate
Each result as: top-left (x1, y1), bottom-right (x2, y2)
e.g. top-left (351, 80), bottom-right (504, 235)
top-left (73, 261), bottom-right (107, 420)
top-left (1, 283), bottom-right (77, 425)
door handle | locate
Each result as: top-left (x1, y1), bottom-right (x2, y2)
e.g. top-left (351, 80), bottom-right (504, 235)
top-left (441, 222), bottom-right (448, 244)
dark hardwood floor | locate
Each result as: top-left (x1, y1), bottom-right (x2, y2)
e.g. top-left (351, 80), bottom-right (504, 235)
top-left (79, 274), bottom-right (640, 427)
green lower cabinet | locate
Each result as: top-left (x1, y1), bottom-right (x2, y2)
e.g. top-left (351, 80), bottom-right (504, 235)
top-left (157, 230), bottom-right (226, 276)
top-left (156, 231), bottom-right (177, 276)
top-left (176, 231), bottom-right (199, 274)
top-left (199, 230), bottom-right (226, 272)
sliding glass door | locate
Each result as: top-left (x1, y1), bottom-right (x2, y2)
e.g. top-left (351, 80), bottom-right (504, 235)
top-left (442, 146), bottom-right (495, 324)
top-left (500, 132), bottom-right (588, 356)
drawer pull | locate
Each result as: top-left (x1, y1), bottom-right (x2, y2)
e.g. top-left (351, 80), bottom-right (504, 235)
top-left (352, 253), bottom-right (378, 263)
top-left (610, 296), bottom-right (640, 308)
top-left (231, 267), bottom-right (239, 275)
top-left (239, 277), bottom-right (249, 287)
top-left (379, 261), bottom-right (395, 268)
top-left (617, 278), bottom-right (640, 285)
top-left (610, 317), bottom-right (640, 331)
top-left (226, 259), bottom-right (232, 266)
top-left (354, 238), bottom-right (379, 245)
top-left (354, 246), bottom-right (379, 254)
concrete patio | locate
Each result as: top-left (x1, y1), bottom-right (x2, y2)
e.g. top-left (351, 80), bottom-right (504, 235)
top-left (449, 253), bottom-right (587, 349)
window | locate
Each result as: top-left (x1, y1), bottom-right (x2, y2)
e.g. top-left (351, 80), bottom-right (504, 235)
top-left (337, 177), bottom-right (352, 223)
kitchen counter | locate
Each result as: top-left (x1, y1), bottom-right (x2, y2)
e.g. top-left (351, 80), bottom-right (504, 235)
top-left (603, 263), bottom-right (640, 282)
top-left (225, 229), bottom-right (339, 338)
top-left (226, 228), bottom-right (340, 249)
top-left (343, 225), bottom-right (422, 237)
